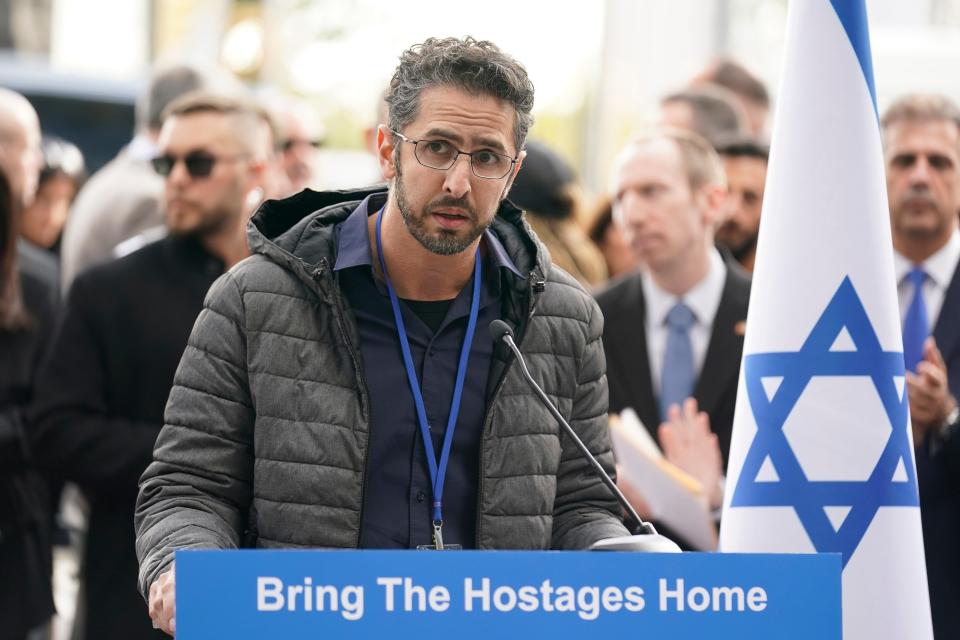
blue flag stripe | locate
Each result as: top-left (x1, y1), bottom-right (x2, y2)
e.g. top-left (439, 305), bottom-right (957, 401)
top-left (829, 0), bottom-right (878, 116)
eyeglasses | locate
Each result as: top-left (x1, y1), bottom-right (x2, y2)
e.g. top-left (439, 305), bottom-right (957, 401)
top-left (279, 138), bottom-right (323, 152)
top-left (151, 151), bottom-right (246, 179)
top-left (390, 130), bottom-right (518, 180)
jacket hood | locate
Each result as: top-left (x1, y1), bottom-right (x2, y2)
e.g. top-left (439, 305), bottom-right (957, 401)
top-left (246, 186), bottom-right (551, 286)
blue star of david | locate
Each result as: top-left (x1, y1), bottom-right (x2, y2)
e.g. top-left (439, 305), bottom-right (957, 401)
top-left (730, 276), bottom-right (918, 568)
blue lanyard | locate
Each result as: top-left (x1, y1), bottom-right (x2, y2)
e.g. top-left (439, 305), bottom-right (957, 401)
top-left (374, 208), bottom-right (481, 544)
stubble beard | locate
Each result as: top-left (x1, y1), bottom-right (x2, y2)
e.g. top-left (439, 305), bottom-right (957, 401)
top-left (393, 156), bottom-right (497, 256)
top-left (718, 225), bottom-right (759, 261)
top-left (166, 199), bottom-right (239, 240)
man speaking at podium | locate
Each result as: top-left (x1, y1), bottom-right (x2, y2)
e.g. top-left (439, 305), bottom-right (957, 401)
top-left (135, 37), bottom-right (630, 635)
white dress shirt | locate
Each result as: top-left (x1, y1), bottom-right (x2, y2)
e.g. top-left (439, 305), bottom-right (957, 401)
top-left (643, 248), bottom-right (727, 395)
top-left (894, 228), bottom-right (960, 330)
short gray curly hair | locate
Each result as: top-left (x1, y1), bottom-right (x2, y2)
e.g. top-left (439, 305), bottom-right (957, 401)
top-left (386, 37), bottom-right (535, 154)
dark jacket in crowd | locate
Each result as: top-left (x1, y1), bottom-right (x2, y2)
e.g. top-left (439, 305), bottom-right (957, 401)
top-left (919, 258), bottom-right (960, 640)
top-left (0, 243), bottom-right (58, 639)
top-left (135, 187), bottom-right (629, 597)
top-left (29, 234), bottom-right (224, 640)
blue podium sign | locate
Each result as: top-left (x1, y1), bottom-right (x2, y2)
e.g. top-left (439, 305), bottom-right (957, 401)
top-left (176, 550), bottom-right (840, 639)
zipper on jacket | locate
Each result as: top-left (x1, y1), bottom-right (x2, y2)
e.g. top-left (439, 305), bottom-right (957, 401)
top-left (314, 260), bottom-right (371, 421)
top-left (313, 258), bottom-right (373, 548)
top-left (474, 269), bottom-right (545, 547)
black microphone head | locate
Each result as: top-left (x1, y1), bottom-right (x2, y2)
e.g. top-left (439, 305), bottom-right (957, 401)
top-left (489, 319), bottom-right (513, 342)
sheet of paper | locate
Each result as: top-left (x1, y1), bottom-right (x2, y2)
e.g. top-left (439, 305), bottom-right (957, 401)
top-left (610, 409), bottom-right (718, 551)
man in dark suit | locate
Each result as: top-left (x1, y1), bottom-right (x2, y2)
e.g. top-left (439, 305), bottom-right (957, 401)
top-left (29, 92), bottom-right (274, 640)
top-left (596, 128), bottom-right (750, 515)
top-left (882, 93), bottom-right (960, 640)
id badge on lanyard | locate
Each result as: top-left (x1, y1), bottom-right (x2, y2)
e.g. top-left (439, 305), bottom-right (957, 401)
top-left (375, 208), bottom-right (480, 550)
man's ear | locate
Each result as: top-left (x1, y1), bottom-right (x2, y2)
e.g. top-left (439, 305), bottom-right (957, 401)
top-left (377, 124), bottom-right (397, 180)
top-left (512, 149), bottom-right (526, 179)
top-left (502, 149), bottom-right (527, 199)
top-left (246, 158), bottom-right (276, 207)
top-left (247, 158), bottom-right (269, 191)
top-left (697, 183), bottom-right (728, 229)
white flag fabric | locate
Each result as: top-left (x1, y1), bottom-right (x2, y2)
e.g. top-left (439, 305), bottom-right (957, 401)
top-left (718, 1), bottom-right (934, 638)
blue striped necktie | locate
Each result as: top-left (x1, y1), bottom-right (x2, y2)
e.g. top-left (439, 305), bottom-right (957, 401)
top-left (660, 301), bottom-right (696, 421)
top-left (902, 266), bottom-right (928, 373)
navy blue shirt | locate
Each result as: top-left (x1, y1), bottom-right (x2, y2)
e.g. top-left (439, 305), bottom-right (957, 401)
top-left (334, 195), bottom-right (523, 548)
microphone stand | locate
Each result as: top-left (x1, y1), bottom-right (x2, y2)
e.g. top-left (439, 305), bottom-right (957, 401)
top-left (489, 320), bottom-right (680, 553)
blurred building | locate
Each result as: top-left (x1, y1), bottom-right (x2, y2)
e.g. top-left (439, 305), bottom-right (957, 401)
top-left (3, 0), bottom-right (960, 193)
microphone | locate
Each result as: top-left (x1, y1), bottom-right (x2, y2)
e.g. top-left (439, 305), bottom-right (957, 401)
top-left (488, 320), bottom-right (680, 553)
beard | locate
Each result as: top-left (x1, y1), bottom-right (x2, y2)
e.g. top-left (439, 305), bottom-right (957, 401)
top-left (165, 197), bottom-right (238, 240)
top-left (717, 222), bottom-right (759, 261)
top-left (393, 156), bottom-right (498, 256)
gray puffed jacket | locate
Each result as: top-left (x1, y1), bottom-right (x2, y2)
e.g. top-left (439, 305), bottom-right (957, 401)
top-left (135, 187), bottom-right (628, 597)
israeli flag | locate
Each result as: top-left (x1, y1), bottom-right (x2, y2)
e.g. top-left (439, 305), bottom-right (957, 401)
top-left (718, 1), bottom-right (934, 638)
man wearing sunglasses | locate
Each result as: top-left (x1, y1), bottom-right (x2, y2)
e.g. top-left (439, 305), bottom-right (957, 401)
top-left (268, 96), bottom-right (325, 194)
top-left (60, 64), bottom-right (210, 290)
top-left (136, 37), bottom-right (630, 636)
top-left (29, 92), bottom-right (274, 640)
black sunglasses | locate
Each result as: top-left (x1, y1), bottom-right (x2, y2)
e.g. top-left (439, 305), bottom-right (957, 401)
top-left (151, 151), bottom-right (246, 178)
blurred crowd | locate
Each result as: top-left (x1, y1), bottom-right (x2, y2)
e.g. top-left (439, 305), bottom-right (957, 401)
top-left (1, 44), bottom-right (959, 640)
